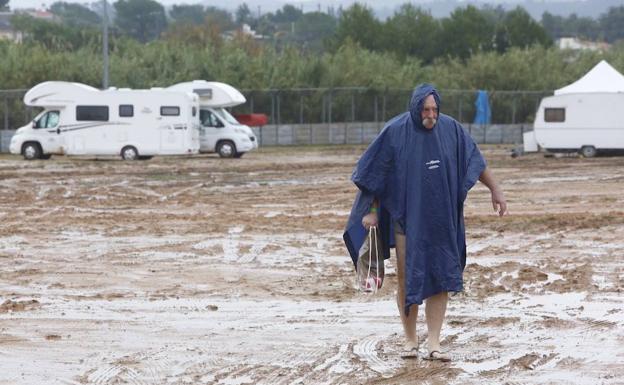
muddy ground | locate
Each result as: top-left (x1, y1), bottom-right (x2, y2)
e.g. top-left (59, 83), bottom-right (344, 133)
top-left (0, 146), bottom-right (622, 385)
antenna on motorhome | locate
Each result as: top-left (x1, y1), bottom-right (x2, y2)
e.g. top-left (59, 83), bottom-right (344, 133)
top-left (102, 0), bottom-right (109, 89)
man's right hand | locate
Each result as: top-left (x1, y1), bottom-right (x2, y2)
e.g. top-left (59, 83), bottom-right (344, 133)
top-left (362, 212), bottom-right (378, 229)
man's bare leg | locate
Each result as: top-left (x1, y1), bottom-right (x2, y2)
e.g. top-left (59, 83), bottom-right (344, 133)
top-left (395, 233), bottom-right (418, 350)
top-left (425, 291), bottom-right (450, 360)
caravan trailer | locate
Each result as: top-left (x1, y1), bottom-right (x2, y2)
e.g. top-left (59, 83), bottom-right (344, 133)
top-left (9, 81), bottom-right (200, 160)
top-left (167, 81), bottom-right (258, 158)
top-left (523, 61), bottom-right (624, 157)
top-left (530, 92), bottom-right (624, 157)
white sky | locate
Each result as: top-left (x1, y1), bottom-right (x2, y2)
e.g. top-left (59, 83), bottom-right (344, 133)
top-left (10, 0), bottom-right (573, 11)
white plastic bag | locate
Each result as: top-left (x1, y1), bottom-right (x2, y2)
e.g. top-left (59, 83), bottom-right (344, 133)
top-left (356, 226), bottom-right (384, 293)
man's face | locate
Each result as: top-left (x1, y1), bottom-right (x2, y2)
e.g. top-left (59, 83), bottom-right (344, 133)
top-left (421, 94), bottom-right (438, 130)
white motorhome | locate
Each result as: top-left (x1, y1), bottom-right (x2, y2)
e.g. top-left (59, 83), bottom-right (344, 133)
top-left (527, 93), bottom-right (624, 157)
top-left (167, 80), bottom-right (258, 158)
top-left (524, 60), bottom-right (624, 157)
top-left (10, 81), bottom-right (200, 160)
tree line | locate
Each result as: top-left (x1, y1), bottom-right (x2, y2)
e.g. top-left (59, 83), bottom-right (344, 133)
top-left (7, 1), bottom-right (624, 58)
top-left (1, 1), bottom-right (624, 126)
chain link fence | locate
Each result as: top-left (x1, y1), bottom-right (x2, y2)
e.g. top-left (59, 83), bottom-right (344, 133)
top-left (232, 87), bottom-right (550, 125)
top-left (1, 87), bottom-right (548, 151)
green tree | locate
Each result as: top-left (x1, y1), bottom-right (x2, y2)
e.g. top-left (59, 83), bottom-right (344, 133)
top-left (382, 4), bottom-right (440, 62)
top-left (331, 3), bottom-right (381, 52)
top-left (235, 3), bottom-right (253, 25)
top-left (272, 4), bottom-right (303, 23)
top-left (438, 5), bottom-right (496, 59)
top-left (498, 7), bottom-right (552, 51)
top-left (600, 6), bottom-right (624, 43)
top-left (294, 12), bottom-right (337, 51)
top-left (49, 2), bottom-right (101, 27)
top-left (169, 4), bottom-right (206, 25)
top-left (204, 6), bottom-right (234, 32)
top-left (10, 13), bottom-right (100, 51)
top-left (113, 0), bottom-right (167, 43)
top-left (541, 12), bottom-right (600, 40)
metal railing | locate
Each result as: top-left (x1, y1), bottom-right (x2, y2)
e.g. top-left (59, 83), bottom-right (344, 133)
top-left (1, 87), bottom-right (550, 131)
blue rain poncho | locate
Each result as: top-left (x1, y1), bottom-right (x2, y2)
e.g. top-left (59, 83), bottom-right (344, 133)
top-left (343, 84), bottom-right (486, 312)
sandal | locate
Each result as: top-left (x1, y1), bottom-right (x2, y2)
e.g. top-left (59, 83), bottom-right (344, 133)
top-left (423, 350), bottom-right (451, 362)
top-left (400, 345), bottom-right (419, 359)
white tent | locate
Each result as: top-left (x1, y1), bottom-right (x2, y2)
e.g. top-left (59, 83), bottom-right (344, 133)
top-left (554, 60), bottom-right (624, 95)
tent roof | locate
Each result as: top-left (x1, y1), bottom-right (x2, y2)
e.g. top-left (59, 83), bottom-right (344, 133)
top-left (554, 60), bottom-right (624, 95)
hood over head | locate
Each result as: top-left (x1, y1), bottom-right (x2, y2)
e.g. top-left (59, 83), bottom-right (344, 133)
top-left (409, 83), bottom-right (441, 129)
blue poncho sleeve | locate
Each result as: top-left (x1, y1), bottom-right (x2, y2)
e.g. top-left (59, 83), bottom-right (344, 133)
top-left (351, 126), bottom-right (395, 197)
top-left (344, 124), bottom-right (398, 266)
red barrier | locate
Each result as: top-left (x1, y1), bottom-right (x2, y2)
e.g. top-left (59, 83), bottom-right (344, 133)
top-left (233, 113), bottom-right (269, 127)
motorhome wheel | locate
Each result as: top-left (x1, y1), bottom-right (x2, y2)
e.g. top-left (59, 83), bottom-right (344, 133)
top-left (217, 141), bottom-right (236, 158)
top-left (22, 142), bottom-right (42, 160)
top-left (580, 146), bottom-right (597, 158)
top-left (121, 146), bottom-right (139, 160)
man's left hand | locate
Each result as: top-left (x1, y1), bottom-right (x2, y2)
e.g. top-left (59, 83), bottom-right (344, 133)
top-left (491, 189), bottom-right (507, 216)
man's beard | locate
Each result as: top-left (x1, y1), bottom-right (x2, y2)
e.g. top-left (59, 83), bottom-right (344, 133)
top-left (422, 118), bottom-right (437, 129)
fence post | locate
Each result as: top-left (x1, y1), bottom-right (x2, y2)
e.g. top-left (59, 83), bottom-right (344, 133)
top-left (276, 92), bottom-right (281, 126)
top-left (458, 97), bottom-right (463, 123)
top-left (374, 95), bottom-right (378, 126)
top-left (328, 90), bottom-right (333, 144)
top-left (270, 92), bottom-right (276, 128)
top-left (259, 126), bottom-right (263, 146)
top-left (511, 96), bottom-right (517, 124)
top-left (382, 93), bottom-right (386, 122)
top-left (299, 93), bottom-right (304, 124)
top-left (3, 97), bottom-right (8, 130)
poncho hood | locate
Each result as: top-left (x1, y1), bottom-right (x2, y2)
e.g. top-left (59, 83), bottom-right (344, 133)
top-left (409, 83), bottom-right (441, 130)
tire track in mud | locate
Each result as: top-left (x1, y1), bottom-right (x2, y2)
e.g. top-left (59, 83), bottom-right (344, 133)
top-left (370, 364), bottom-right (462, 385)
top-left (80, 347), bottom-right (224, 385)
top-left (353, 334), bottom-right (397, 377)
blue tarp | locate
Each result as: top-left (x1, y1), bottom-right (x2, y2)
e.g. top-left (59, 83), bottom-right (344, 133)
top-left (344, 84), bottom-right (486, 313)
top-left (473, 90), bottom-right (491, 125)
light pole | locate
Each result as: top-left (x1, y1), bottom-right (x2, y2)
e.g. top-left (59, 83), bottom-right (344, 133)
top-left (102, 0), bottom-right (109, 89)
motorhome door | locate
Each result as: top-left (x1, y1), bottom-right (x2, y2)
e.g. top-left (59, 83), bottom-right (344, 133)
top-left (199, 109), bottom-right (223, 152)
top-left (159, 106), bottom-right (185, 153)
top-left (33, 110), bottom-right (64, 154)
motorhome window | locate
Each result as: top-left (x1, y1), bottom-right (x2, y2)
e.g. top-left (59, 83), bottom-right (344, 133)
top-left (77, 106), bottom-right (109, 121)
top-left (46, 111), bottom-right (60, 127)
top-left (200, 110), bottom-right (223, 127)
top-left (160, 106), bottom-right (180, 116)
top-left (34, 111), bottom-right (59, 129)
top-left (214, 108), bottom-right (242, 125)
top-left (119, 105), bottom-right (134, 117)
top-left (544, 108), bottom-right (565, 122)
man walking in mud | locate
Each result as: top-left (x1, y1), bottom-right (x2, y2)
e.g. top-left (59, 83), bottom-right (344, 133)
top-left (344, 83), bottom-right (507, 361)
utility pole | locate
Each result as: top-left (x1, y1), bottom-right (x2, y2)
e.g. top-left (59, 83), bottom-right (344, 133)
top-left (102, 0), bottom-right (109, 89)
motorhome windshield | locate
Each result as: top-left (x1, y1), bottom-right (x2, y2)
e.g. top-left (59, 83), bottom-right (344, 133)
top-left (213, 108), bottom-right (241, 125)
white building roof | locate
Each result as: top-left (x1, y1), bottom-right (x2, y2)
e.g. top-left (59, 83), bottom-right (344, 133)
top-left (554, 60), bottom-right (624, 95)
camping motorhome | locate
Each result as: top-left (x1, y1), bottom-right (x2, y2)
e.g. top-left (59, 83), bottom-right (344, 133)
top-left (167, 80), bottom-right (258, 158)
top-left (10, 81), bottom-right (200, 160)
top-left (524, 60), bottom-right (624, 157)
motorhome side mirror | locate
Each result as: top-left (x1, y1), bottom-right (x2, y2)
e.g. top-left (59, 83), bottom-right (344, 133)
top-left (216, 120), bottom-right (224, 128)
top-left (32, 120), bottom-right (36, 128)
top-left (57, 128), bottom-right (61, 135)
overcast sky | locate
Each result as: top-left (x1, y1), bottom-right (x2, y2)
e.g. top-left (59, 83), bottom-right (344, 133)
top-left (11, 0), bottom-right (575, 10)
